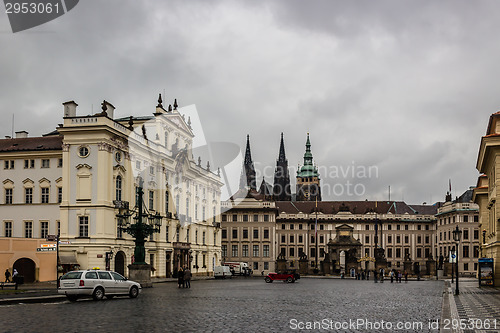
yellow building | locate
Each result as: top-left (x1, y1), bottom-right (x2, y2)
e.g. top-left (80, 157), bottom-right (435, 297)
top-left (0, 238), bottom-right (57, 282)
top-left (474, 111), bottom-right (500, 286)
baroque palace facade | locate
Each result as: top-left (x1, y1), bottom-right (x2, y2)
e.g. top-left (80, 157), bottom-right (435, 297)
top-left (222, 134), bottom-right (480, 276)
top-left (474, 110), bottom-right (500, 286)
top-left (0, 96), bottom-right (223, 280)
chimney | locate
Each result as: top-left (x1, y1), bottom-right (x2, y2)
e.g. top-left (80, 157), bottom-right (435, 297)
top-left (15, 131), bottom-right (28, 138)
top-left (63, 101), bottom-right (78, 118)
top-left (103, 100), bottom-right (115, 119)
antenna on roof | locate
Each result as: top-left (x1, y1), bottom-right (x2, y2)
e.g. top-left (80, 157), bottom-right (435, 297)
top-left (11, 114), bottom-right (14, 138)
top-left (388, 185), bottom-right (391, 202)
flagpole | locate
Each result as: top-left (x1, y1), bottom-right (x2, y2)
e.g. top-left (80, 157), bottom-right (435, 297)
top-left (315, 196), bottom-right (318, 270)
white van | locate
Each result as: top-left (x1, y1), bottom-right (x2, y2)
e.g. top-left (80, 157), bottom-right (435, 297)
top-left (214, 266), bottom-right (232, 279)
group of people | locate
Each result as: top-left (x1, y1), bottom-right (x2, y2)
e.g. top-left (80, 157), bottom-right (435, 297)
top-left (389, 270), bottom-right (408, 283)
top-left (4, 268), bottom-right (18, 283)
top-left (354, 269), bottom-right (409, 283)
top-left (177, 266), bottom-right (192, 288)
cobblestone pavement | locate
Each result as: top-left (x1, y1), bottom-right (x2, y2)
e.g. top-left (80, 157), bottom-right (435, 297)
top-left (441, 279), bottom-right (500, 333)
top-left (0, 278), bottom-right (443, 333)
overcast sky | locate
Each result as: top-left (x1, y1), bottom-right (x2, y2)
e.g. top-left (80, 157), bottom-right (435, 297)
top-left (1, 0), bottom-right (498, 203)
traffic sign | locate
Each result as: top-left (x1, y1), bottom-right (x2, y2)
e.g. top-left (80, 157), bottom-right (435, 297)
top-left (449, 251), bottom-right (457, 263)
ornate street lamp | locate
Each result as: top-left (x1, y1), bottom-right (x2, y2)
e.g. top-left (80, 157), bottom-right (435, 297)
top-left (452, 226), bottom-right (462, 295)
top-left (115, 179), bottom-right (163, 265)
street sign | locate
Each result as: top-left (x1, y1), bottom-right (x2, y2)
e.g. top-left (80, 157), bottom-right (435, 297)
top-left (449, 251), bottom-right (457, 263)
top-left (37, 247), bottom-right (56, 252)
top-left (40, 244), bottom-right (56, 248)
top-left (59, 240), bottom-right (71, 244)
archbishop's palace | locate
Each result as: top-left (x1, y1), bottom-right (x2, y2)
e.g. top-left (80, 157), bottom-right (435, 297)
top-left (1, 96), bottom-right (499, 285)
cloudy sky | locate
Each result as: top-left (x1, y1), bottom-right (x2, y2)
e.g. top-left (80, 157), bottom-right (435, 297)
top-left (1, 0), bottom-right (498, 203)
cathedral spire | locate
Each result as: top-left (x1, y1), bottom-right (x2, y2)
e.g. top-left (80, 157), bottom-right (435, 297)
top-left (296, 133), bottom-right (321, 201)
top-left (239, 135), bottom-right (257, 190)
top-left (273, 132), bottom-right (291, 201)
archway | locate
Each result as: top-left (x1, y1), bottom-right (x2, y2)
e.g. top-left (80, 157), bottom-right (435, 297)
top-left (13, 257), bottom-right (36, 283)
top-left (114, 251), bottom-right (126, 276)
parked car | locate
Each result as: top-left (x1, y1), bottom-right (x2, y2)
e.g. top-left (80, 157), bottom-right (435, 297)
top-left (214, 266), bottom-right (232, 279)
top-left (264, 271), bottom-right (300, 283)
top-left (58, 268), bottom-right (141, 301)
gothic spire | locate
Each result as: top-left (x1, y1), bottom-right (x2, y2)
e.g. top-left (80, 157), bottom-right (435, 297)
top-left (239, 135), bottom-right (256, 190)
top-left (273, 132), bottom-right (291, 201)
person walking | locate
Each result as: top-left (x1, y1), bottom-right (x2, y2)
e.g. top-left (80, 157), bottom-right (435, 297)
top-left (183, 267), bottom-right (191, 288)
top-left (178, 267), bottom-right (184, 288)
top-left (398, 271), bottom-right (402, 283)
top-left (390, 270), bottom-right (394, 283)
top-left (404, 271), bottom-right (408, 283)
top-left (4, 269), bottom-right (11, 282)
top-left (380, 268), bottom-right (384, 283)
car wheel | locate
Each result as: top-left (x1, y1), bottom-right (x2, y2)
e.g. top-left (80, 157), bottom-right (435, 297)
top-left (129, 286), bottom-right (139, 298)
top-left (286, 277), bottom-right (294, 283)
top-left (92, 287), bottom-right (104, 301)
top-left (106, 295), bottom-right (114, 299)
top-left (265, 277), bottom-right (272, 283)
top-left (66, 295), bottom-right (78, 302)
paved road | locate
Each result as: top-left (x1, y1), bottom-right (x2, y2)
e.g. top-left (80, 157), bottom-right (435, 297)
top-left (0, 278), bottom-right (443, 333)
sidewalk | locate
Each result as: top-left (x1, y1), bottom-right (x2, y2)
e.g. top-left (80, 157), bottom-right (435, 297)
top-left (441, 278), bottom-right (500, 333)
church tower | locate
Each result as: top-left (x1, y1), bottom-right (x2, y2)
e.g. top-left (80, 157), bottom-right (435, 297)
top-left (273, 133), bottom-right (291, 201)
top-left (239, 135), bottom-right (257, 190)
top-left (296, 133), bottom-right (321, 201)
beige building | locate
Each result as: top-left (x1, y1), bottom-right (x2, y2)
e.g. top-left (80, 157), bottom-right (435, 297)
top-left (0, 96), bottom-right (223, 279)
top-left (221, 189), bottom-right (277, 274)
top-left (436, 189), bottom-right (480, 275)
top-left (474, 110), bottom-right (500, 286)
top-left (222, 197), bottom-right (438, 274)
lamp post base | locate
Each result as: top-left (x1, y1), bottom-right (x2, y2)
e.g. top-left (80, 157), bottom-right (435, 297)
top-left (128, 263), bottom-right (152, 288)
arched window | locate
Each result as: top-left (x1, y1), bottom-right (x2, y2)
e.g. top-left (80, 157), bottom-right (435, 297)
top-left (116, 176), bottom-right (122, 201)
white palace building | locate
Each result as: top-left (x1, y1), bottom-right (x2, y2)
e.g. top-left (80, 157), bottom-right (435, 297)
top-left (0, 96), bottom-right (223, 279)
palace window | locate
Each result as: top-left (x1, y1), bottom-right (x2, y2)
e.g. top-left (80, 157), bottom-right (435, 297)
top-left (4, 160), bottom-right (14, 169)
top-left (263, 245), bottom-right (269, 257)
top-left (222, 229), bottom-right (227, 239)
top-left (115, 176), bottom-right (122, 201)
top-left (79, 216), bottom-right (89, 237)
top-left (242, 245), bottom-right (249, 257)
top-left (463, 229), bottom-right (469, 240)
top-left (243, 229), bottom-right (248, 239)
top-left (222, 245), bottom-right (227, 257)
top-left (263, 215), bottom-right (269, 222)
top-left (4, 221), bottom-right (12, 237)
top-left (149, 191), bottom-right (154, 210)
top-left (24, 221), bottom-right (33, 238)
top-left (203, 231), bottom-right (206, 245)
top-left (253, 214), bottom-right (258, 222)
top-left (243, 214), bottom-right (248, 222)
top-left (58, 187), bottom-right (62, 203)
top-left (232, 229), bottom-right (237, 239)
top-left (5, 188), bottom-right (13, 204)
top-left (232, 245), bottom-right (238, 257)
top-left (25, 188), bottom-right (33, 204)
top-left (165, 191), bottom-right (169, 213)
top-left (41, 187), bottom-right (50, 203)
top-left (253, 229), bottom-right (258, 239)
top-left (253, 245), bottom-right (259, 257)
top-left (24, 159), bottom-right (34, 169)
top-left (40, 221), bottom-right (48, 239)
top-left (264, 229), bottom-right (269, 239)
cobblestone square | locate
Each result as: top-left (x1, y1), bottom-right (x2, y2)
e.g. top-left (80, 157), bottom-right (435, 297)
top-left (0, 278), bottom-right (444, 332)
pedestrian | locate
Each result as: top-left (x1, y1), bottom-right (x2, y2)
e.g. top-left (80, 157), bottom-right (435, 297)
top-left (373, 270), bottom-right (378, 283)
top-left (380, 268), bottom-right (384, 282)
top-left (390, 270), bottom-right (394, 283)
top-left (183, 267), bottom-right (191, 288)
top-left (4, 269), bottom-right (11, 282)
top-left (178, 267), bottom-right (184, 288)
top-left (398, 271), bottom-right (402, 283)
top-left (361, 271), bottom-right (365, 280)
top-left (404, 271), bottom-right (408, 283)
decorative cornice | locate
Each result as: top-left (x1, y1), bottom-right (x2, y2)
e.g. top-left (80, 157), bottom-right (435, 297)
top-left (76, 163), bottom-right (92, 170)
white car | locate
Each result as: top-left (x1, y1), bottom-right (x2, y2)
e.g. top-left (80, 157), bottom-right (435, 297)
top-left (58, 269), bottom-right (141, 301)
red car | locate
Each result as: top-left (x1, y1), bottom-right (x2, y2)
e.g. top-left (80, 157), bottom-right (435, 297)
top-left (264, 271), bottom-right (300, 283)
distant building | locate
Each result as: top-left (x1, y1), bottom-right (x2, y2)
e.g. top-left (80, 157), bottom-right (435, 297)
top-left (436, 188), bottom-right (480, 275)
